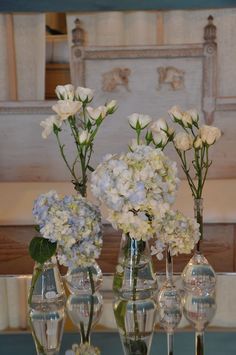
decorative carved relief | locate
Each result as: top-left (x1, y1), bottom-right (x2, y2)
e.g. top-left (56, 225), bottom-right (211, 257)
top-left (157, 66), bottom-right (185, 91)
top-left (102, 67), bottom-right (131, 92)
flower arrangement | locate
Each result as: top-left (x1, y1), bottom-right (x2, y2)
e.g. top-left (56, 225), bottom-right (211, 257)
top-left (30, 191), bottom-right (102, 268)
top-left (40, 84), bottom-right (117, 196)
top-left (128, 109), bottom-right (221, 243)
top-left (151, 209), bottom-right (200, 260)
top-left (91, 144), bottom-right (179, 240)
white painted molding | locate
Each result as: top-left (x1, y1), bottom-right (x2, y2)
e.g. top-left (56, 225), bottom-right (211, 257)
top-left (0, 100), bottom-right (55, 114)
top-left (0, 180), bottom-right (235, 225)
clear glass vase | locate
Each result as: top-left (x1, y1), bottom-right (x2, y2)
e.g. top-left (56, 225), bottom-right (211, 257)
top-left (28, 258), bottom-right (66, 355)
top-left (65, 262), bottom-right (103, 344)
top-left (181, 199), bottom-right (217, 355)
top-left (113, 234), bottom-right (157, 355)
top-left (158, 247), bottom-right (182, 355)
top-left (182, 199), bottom-right (216, 295)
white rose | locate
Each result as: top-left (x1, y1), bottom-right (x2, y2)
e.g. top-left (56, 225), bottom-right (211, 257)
top-left (181, 112), bottom-right (193, 127)
top-left (194, 136), bottom-right (203, 149)
top-left (87, 106), bottom-right (108, 121)
top-left (78, 129), bottom-right (91, 144)
top-left (168, 105), bottom-right (183, 121)
top-left (174, 132), bottom-right (193, 151)
top-left (150, 118), bottom-right (167, 133)
top-left (40, 115), bottom-right (62, 139)
top-left (152, 132), bottom-right (168, 146)
top-left (106, 100), bottom-right (117, 112)
top-left (52, 100), bottom-right (82, 120)
top-left (187, 109), bottom-right (199, 122)
top-left (128, 113), bottom-right (152, 129)
top-left (75, 86), bottom-right (94, 102)
top-left (199, 125), bottom-right (221, 145)
top-left (55, 84), bottom-right (74, 100)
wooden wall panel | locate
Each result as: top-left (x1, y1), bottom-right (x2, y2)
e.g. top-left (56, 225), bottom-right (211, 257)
top-left (0, 224), bottom-right (234, 275)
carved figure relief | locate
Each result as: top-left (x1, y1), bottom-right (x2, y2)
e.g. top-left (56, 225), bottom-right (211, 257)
top-left (157, 66), bottom-right (185, 90)
top-left (102, 67), bottom-right (131, 92)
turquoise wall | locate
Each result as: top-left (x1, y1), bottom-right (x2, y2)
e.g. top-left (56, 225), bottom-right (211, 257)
top-left (1, 0), bottom-right (236, 12)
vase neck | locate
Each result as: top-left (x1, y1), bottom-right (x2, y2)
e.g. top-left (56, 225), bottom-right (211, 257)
top-left (166, 247), bottom-right (173, 282)
top-left (194, 198), bottom-right (203, 252)
top-left (122, 234), bottom-right (147, 259)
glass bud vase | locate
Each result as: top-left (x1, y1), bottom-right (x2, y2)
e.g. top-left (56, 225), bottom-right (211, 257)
top-left (65, 262), bottom-right (103, 344)
top-left (113, 234), bottom-right (157, 355)
top-left (28, 257), bottom-right (66, 355)
top-left (182, 199), bottom-right (217, 355)
top-left (182, 199), bottom-right (216, 295)
top-left (158, 247), bottom-right (182, 355)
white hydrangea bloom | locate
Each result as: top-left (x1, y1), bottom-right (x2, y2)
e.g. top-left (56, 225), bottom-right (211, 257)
top-left (91, 145), bottom-right (179, 241)
top-left (152, 209), bottom-right (200, 259)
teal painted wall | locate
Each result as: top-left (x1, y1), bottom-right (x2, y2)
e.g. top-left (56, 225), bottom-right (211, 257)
top-left (1, 0), bottom-right (236, 12)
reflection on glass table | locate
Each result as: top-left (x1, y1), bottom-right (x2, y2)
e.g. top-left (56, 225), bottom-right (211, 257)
top-left (0, 274), bottom-right (236, 354)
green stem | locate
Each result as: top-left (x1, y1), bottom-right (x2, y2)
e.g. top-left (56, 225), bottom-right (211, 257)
top-left (175, 148), bottom-right (197, 197)
top-left (55, 132), bottom-right (79, 184)
top-left (85, 267), bottom-right (95, 342)
top-left (130, 238), bottom-right (142, 341)
top-left (195, 199), bottom-right (203, 252)
top-left (80, 322), bottom-right (86, 343)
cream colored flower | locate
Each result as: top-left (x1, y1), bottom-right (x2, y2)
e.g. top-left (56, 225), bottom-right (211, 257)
top-left (199, 125), bottom-right (221, 145)
top-left (152, 132), bottom-right (168, 146)
top-left (87, 106), bottom-right (107, 121)
top-left (106, 100), bottom-right (117, 111)
top-left (150, 118), bottom-right (167, 133)
top-left (168, 105), bottom-right (183, 121)
top-left (52, 100), bottom-right (82, 120)
top-left (79, 129), bottom-right (91, 144)
top-left (40, 115), bottom-right (62, 139)
top-left (128, 113), bottom-right (152, 129)
top-left (174, 132), bottom-right (193, 151)
top-left (181, 112), bottom-right (193, 127)
top-left (194, 136), bottom-right (203, 149)
top-left (186, 109), bottom-right (199, 122)
top-left (55, 84), bottom-right (74, 100)
top-left (75, 86), bottom-right (94, 102)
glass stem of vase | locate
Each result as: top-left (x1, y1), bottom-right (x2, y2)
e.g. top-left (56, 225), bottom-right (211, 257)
top-left (167, 332), bottom-right (174, 355)
top-left (195, 331), bottom-right (204, 355)
top-left (166, 247), bottom-right (173, 283)
top-left (194, 198), bottom-right (203, 253)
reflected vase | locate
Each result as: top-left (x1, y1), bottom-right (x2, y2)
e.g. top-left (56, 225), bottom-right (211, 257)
top-left (182, 198), bottom-right (216, 355)
top-left (65, 263), bottom-right (103, 344)
top-left (113, 234), bottom-right (157, 355)
top-left (158, 247), bottom-right (182, 355)
top-left (28, 257), bottom-right (66, 355)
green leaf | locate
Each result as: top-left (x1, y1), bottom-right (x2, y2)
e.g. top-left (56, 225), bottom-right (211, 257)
top-left (113, 300), bottom-right (127, 335)
top-left (53, 124), bottom-right (61, 135)
top-left (87, 165), bottom-right (94, 172)
top-left (34, 225), bottom-right (40, 233)
top-left (29, 237), bottom-right (57, 264)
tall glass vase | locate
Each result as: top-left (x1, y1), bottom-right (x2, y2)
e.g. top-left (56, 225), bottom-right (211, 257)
top-left (65, 263), bottom-right (103, 344)
top-left (28, 258), bottom-right (66, 355)
top-left (113, 234), bottom-right (157, 355)
top-left (182, 199), bottom-right (216, 355)
top-left (158, 247), bottom-right (182, 355)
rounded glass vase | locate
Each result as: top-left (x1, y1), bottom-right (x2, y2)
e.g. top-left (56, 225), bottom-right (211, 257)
top-left (28, 258), bottom-right (66, 355)
top-left (181, 198), bottom-right (217, 355)
top-left (113, 234), bottom-right (157, 355)
top-left (65, 262), bottom-right (103, 344)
